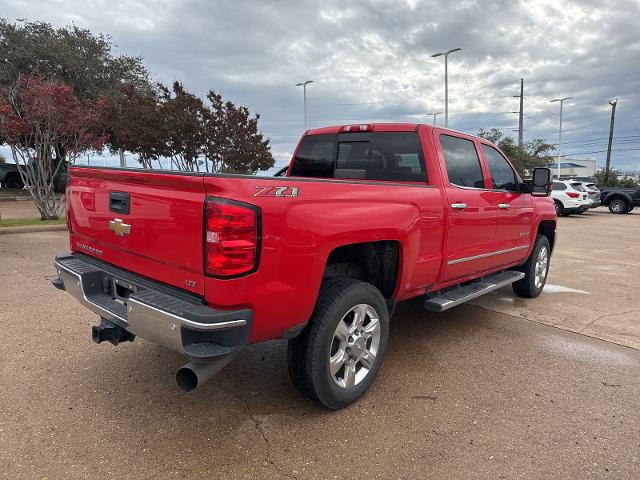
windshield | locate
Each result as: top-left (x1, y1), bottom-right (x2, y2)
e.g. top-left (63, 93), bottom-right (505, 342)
top-left (290, 132), bottom-right (427, 182)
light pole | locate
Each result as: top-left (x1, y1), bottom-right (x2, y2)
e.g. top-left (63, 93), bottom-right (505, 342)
top-left (427, 112), bottom-right (443, 125)
top-left (295, 80), bottom-right (314, 131)
top-left (550, 96), bottom-right (573, 179)
top-left (431, 47), bottom-right (461, 128)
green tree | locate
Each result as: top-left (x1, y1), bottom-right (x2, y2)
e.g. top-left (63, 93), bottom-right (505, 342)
top-left (594, 169), bottom-right (639, 188)
top-left (0, 19), bottom-right (150, 165)
top-left (477, 128), bottom-right (555, 175)
top-left (0, 19), bottom-right (149, 99)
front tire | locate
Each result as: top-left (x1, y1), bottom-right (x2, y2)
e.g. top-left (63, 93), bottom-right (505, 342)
top-left (512, 235), bottom-right (551, 298)
top-left (554, 200), bottom-right (563, 216)
top-left (609, 199), bottom-right (628, 214)
top-left (287, 278), bottom-right (390, 410)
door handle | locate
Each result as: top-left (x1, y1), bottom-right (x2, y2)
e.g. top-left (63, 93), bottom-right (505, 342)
top-left (498, 203), bottom-right (510, 209)
top-left (450, 203), bottom-right (467, 210)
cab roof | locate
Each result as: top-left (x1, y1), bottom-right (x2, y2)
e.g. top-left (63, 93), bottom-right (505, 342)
top-left (305, 122), bottom-right (474, 138)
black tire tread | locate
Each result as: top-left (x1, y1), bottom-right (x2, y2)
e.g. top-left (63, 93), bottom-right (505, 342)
top-left (512, 234), bottom-right (550, 298)
top-left (287, 278), bottom-right (386, 408)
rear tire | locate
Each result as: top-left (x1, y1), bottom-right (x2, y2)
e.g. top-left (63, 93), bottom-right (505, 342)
top-left (287, 278), bottom-right (389, 410)
top-left (609, 199), bottom-right (628, 214)
top-left (512, 235), bottom-right (550, 298)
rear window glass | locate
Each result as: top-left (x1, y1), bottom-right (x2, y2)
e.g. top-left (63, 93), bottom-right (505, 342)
top-left (289, 132), bottom-right (427, 182)
top-left (571, 183), bottom-right (585, 192)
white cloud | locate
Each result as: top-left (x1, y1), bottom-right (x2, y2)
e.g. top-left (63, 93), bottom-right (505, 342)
top-left (1, 0), bottom-right (639, 169)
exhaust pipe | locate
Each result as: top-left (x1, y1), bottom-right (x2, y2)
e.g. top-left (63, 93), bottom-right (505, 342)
top-left (176, 361), bottom-right (228, 392)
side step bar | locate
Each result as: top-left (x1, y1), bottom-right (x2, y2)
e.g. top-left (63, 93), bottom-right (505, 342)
top-left (424, 270), bottom-right (525, 312)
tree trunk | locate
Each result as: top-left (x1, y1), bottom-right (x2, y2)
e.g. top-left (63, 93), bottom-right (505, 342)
top-left (119, 149), bottom-right (126, 168)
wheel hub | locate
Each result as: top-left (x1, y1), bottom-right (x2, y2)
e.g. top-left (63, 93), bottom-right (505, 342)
top-left (348, 335), bottom-right (366, 359)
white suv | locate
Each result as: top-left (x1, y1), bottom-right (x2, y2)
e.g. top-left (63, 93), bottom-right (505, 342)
top-left (551, 180), bottom-right (591, 216)
top-left (578, 182), bottom-right (601, 208)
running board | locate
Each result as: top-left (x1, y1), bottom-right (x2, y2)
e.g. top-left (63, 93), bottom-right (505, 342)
top-left (424, 271), bottom-right (525, 312)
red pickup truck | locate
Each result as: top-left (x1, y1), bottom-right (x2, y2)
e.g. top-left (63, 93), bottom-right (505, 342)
top-left (53, 123), bottom-right (556, 409)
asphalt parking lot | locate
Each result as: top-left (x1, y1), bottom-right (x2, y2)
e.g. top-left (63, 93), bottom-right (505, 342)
top-left (1, 208), bottom-right (638, 479)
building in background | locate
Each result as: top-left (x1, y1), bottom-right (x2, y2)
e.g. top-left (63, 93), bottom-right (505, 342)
top-left (549, 156), bottom-right (596, 178)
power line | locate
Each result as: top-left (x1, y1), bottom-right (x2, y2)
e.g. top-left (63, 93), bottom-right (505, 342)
top-left (561, 135), bottom-right (640, 145)
top-left (564, 147), bottom-right (640, 157)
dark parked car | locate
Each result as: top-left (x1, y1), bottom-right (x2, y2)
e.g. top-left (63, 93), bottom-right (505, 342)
top-left (0, 163), bottom-right (24, 189)
top-left (0, 162), bottom-right (67, 192)
top-left (600, 186), bottom-right (640, 214)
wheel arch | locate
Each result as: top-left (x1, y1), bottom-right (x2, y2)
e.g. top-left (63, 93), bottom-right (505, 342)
top-left (603, 192), bottom-right (631, 206)
top-left (536, 220), bottom-right (556, 254)
top-left (322, 240), bottom-right (401, 307)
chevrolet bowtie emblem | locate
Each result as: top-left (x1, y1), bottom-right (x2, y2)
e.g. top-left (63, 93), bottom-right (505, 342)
top-left (109, 218), bottom-right (131, 237)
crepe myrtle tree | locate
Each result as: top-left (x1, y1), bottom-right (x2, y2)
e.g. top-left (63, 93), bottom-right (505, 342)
top-left (0, 75), bottom-right (108, 219)
top-left (106, 83), bottom-right (168, 169)
top-left (156, 81), bottom-right (208, 172)
top-left (205, 90), bottom-right (274, 174)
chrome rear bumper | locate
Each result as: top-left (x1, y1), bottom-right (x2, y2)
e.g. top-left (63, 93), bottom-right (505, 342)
top-left (53, 253), bottom-right (252, 361)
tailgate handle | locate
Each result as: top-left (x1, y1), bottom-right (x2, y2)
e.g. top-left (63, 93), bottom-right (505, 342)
top-left (109, 192), bottom-right (130, 215)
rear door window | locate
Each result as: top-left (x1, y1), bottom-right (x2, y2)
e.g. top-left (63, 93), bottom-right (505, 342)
top-left (289, 132), bottom-right (427, 182)
top-left (552, 182), bottom-right (566, 190)
top-left (440, 135), bottom-right (485, 188)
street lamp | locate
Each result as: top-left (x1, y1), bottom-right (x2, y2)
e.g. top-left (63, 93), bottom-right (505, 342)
top-left (295, 80), bottom-right (314, 131)
top-left (550, 96), bottom-right (574, 179)
top-left (431, 47), bottom-right (462, 128)
top-left (427, 112), bottom-right (443, 125)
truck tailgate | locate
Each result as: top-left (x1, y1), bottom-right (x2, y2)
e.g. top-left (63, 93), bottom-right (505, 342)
top-left (67, 167), bottom-right (207, 295)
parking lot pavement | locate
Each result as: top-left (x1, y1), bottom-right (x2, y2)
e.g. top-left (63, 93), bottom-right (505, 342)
top-left (1, 210), bottom-right (639, 479)
top-left (472, 208), bottom-right (640, 349)
top-left (0, 197), bottom-right (41, 219)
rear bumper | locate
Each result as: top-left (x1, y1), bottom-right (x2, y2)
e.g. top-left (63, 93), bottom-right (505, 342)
top-left (52, 253), bottom-right (252, 362)
top-left (589, 201), bottom-right (601, 208)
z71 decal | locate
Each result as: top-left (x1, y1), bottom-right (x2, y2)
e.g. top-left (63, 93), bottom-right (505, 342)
top-left (254, 186), bottom-right (299, 197)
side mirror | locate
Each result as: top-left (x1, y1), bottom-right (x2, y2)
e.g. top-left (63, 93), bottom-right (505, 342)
top-left (531, 167), bottom-right (551, 197)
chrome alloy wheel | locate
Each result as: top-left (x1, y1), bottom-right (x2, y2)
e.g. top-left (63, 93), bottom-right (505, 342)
top-left (534, 245), bottom-right (549, 289)
top-left (329, 304), bottom-right (381, 389)
top-left (610, 200), bottom-right (625, 213)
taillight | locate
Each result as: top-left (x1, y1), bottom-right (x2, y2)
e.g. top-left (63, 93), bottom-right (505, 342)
top-left (204, 198), bottom-right (259, 277)
top-left (566, 192), bottom-right (579, 198)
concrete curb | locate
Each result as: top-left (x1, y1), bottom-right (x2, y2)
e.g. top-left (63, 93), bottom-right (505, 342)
top-left (0, 196), bottom-right (33, 202)
top-left (0, 224), bottom-right (67, 235)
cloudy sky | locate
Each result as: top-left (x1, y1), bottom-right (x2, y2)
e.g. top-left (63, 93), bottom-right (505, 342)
top-left (2, 0), bottom-right (640, 171)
